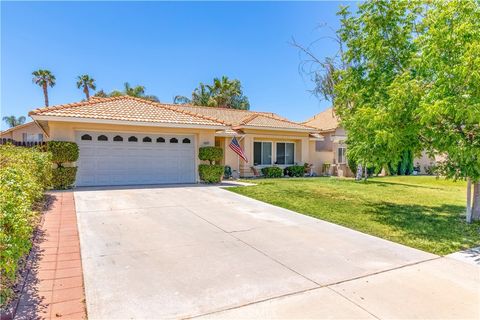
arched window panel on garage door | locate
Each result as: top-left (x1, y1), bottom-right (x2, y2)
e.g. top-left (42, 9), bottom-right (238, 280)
top-left (128, 136), bottom-right (138, 142)
top-left (98, 135), bottom-right (108, 141)
top-left (81, 134), bottom-right (92, 141)
top-left (113, 135), bottom-right (123, 142)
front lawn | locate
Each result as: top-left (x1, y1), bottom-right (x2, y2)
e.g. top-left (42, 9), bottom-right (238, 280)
top-left (228, 176), bottom-right (480, 255)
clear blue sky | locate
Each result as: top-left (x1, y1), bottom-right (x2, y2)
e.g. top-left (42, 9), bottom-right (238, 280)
top-left (1, 1), bottom-right (351, 130)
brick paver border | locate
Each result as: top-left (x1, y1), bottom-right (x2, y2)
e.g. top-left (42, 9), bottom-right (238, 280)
top-left (14, 192), bottom-right (87, 319)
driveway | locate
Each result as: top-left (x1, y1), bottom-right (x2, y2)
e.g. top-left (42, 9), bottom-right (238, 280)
top-left (74, 185), bottom-right (479, 319)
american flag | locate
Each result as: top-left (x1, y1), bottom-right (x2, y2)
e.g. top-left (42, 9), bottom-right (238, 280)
top-left (229, 137), bottom-right (248, 162)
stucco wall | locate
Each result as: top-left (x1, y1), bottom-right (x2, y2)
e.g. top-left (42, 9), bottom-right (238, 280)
top-left (0, 122), bottom-right (45, 141)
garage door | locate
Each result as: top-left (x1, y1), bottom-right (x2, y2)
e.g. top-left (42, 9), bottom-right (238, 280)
top-left (75, 131), bottom-right (196, 186)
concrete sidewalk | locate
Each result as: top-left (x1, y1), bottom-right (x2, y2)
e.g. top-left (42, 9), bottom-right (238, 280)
top-left (74, 185), bottom-right (479, 319)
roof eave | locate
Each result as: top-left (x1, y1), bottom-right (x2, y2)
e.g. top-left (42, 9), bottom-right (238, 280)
top-left (233, 125), bottom-right (318, 133)
top-left (30, 115), bottom-right (227, 130)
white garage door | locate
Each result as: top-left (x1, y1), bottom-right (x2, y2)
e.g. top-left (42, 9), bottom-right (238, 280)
top-left (75, 131), bottom-right (196, 186)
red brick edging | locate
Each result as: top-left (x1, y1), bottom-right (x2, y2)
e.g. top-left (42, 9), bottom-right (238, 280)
top-left (14, 192), bottom-right (87, 319)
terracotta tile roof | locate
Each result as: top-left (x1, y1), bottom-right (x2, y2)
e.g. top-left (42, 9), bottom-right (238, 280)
top-left (29, 96), bottom-right (316, 131)
top-left (173, 105), bottom-right (316, 131)
top-left (29, 96), bottom-right (227, 127)
top-left (303, 107), bottom-right (340, 132)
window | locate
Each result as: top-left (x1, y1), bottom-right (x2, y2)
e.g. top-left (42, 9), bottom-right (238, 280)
top-left (128, 136), bottom-right (138, 142)
top-left (38, 134), bottom-right (44, 142)
top-left (337, 147), bottom-right (346, 164)
top-left (113, 135), bottom-right (123, 142)
top-left (253, 141), bottom-right (272, 165)
top-left (81, 134), bottom-right (92, 141)
top-left (170, 138), bottom-right (178, 143)
top-left (98, 135), bottom-right (108, 141)
top-left (143, 137), bottom-right (152, 142)
top-left (182, 138), bottom-right (191, 144)
top-left (276, 143), bottom-right (295, 165)
top-left (157, 137), bottom-right (165, 143)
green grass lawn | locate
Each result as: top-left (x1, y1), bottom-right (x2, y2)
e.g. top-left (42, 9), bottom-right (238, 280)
top-left (227, 176), bottom-right (480, 255)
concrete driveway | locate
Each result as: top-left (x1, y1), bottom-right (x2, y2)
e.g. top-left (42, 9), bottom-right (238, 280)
top-left (74, 185), bottom-right (479, 319)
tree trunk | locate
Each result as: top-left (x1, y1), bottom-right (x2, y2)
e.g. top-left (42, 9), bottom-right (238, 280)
top-left (472, 181), bottom-right (480, 222)
top-left (363, 164), bottom-right (368, 182)
top-left (84, 87), bottom-right (90, 100)
top-left (466, 178), bottom-right (472, 223)
top-left (43, 84), bottom-right (49, 106)
top-left (356, 164), bottom-right (363, 181)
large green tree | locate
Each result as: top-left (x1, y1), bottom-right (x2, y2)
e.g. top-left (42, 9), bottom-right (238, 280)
top-left (32, 69), bottom-right (56, 106)
top-left (333, 0), bottom-right (480, 221)
top-left (2, 116), bottom-right (26, 128)
top-left (76, 74), bottom-right (96, 100)
top-left (334, 0), bottom-right (423, 175)
top-left (174, 76), bottom-right (250, 110)
top-left (415, 0), bottom-right (480, 221)
top-left (94, 82), bottom-right (159, 102)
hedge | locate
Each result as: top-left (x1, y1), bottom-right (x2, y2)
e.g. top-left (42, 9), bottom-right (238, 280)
top-left (47, 141), bottom-right (79, 165)
top-left (285, 165), bottom-right (304, 177)
top-left (198, 146), bottom-right (223, 165)
top-left (0, 145), bottom-right (52, 305)
top-left (199, 164), bottom-right (224, 183)
top-left (261, 166), bottom-right (283, 178)
top-left (52, 167), bottom-right (78, 190)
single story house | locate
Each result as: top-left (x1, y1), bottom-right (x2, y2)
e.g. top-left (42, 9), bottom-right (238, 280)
top-left (304, 107), bottom-right (437, 176)
top-left (25, 96), bottom-right (322, 186)
top-left (0, 121), bottom-right (46, 142)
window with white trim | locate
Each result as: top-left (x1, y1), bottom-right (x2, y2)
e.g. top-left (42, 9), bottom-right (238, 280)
top-left (253, 142), bottom-right (272, 165)
top-left (276, 142), bottom-right (295, 165)
top-left (337, 147), bottom-right (347, 164)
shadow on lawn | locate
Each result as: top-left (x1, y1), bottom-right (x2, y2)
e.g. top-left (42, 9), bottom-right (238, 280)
top-left (2, 194), bottom-right (58, 320)
top-left (371, 201), bottom-right (480, 251)
top-left (366, 179), bottom-right (447, 191)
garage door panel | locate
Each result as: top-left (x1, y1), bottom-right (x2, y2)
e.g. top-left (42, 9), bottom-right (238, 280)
top-left (76, 132), bottom-right (196, 186)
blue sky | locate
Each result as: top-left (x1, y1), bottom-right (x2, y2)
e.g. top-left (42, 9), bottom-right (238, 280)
top-left (1, 1), bottom-right (351, 130)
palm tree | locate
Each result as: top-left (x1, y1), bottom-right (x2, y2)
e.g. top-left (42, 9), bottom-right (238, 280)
top-left (176, 76), bottom-right (250, 109)
top-left (3, 115), bottom-right (26, 128)
top-left (95, 82), bottom-right (159, 102)
top-left (32, 69), bottom-right (56, 106)
top-left (76, 74), bottom-right (96, 100)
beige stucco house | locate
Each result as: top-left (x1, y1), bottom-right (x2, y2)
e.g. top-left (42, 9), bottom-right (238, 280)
top-left (304, 107), bottom-right (437, 176)
top-left (304, 108), bottom-right (352, 176)
top-left (0, 121), bottom-right (46, 142)
top-left (26, 96), bottom-right (322, 186)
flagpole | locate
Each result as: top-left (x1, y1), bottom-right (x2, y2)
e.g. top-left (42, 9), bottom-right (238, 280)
top-left (237, 135), bottom-right (245, 179)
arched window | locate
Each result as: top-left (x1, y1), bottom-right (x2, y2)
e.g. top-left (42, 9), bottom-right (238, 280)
top-left (113, 135), bottom-right (123, 142)
top-left (170, 138), bottom-right (178, 143)
top-left (81, 134), bottom-right (92, 141)
top-left (143, 137), bottom-right (152, 143)
top-left (182, 138), bottom-right (191, 144)
top-left (128, 136), bottom-right (138, 142)
top-left (98, 135), bottom-right (108, 141)
top-left (157, 137), bottom-right (165, 143)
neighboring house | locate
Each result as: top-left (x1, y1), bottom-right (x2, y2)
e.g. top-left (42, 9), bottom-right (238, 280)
top-left (28, 96), bottom-right (320, 186)
top-left (0, 121), bottom-right (46, 142)
top-left (304, 108), bottom-right (352, 177)
top-left (304, 107), bottom-right (437, 176)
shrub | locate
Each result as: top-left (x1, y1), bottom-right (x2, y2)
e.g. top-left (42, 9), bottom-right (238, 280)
top-left (261, 166), bottom-right (283, 178)
top-left (199, 164), bottom-right (224, 183)
top-left (52, 167), bottom-right (78, 189)
top-left (47, 141), bottom-right (79, 165)
top-left (0, 145), bottom-right (52, 305)
top-left (198, 146), bottom-right (223, 165)
top-left (285, 165), bottom-right (304, 177)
